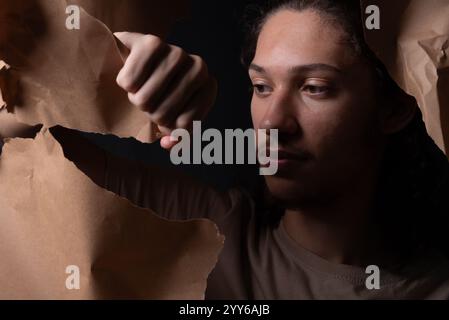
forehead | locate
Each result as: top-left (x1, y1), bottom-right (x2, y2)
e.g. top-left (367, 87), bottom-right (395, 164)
top-left (253, 9), bottom-right (356, 70)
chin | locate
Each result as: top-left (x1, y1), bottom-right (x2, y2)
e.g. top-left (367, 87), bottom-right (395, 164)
top-left (264, 175), bottom-right (312, 205)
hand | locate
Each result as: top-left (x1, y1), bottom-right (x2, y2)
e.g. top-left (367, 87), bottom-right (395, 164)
top-left (114, 32), bottom-right (217, 149)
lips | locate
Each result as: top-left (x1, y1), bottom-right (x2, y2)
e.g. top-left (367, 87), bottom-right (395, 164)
top-left (258, 148), bottom-right (311, 169)
top-left (268, 148), bottom-right (311, 162)
top-left (275, 149), bottom-right (310, 162)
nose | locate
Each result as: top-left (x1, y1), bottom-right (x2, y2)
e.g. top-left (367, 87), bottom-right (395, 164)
top-left (258, 89), bottom-right (300, 136)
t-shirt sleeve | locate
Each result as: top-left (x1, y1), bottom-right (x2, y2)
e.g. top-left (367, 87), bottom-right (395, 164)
top-left (102, 151), bottom-right (235, 224)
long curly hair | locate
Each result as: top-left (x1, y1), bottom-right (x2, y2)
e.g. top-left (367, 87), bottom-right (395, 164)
top-left (242, 0), bottom-right (449, 259)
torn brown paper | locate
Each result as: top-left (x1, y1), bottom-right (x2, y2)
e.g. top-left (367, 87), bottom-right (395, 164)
top-left (0, 128), bottom-right (224, 299)
top-left (362, 0), bottom-right (449, 154)
top-left (0, 0), bottom-right (183, 143)
top-left (67, 0), bottom-right (190, 36)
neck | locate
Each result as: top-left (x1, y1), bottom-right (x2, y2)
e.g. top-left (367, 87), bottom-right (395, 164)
top-left (282, 173), bottom-right (383, 266)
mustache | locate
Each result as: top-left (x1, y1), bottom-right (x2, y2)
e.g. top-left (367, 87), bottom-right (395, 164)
top-left (255, 130), bottom-right (312, 161)
top-left (256, 144), bottom-right (312, 161)
top-left (275, 149), bottom-right (312, 161)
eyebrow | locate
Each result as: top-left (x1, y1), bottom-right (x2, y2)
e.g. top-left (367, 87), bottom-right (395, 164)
top-left (249, 63), bottom-right (344, 75)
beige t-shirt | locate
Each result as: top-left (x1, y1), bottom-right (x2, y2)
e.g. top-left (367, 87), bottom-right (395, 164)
top-left (102, 152), bottom-right (449, 300)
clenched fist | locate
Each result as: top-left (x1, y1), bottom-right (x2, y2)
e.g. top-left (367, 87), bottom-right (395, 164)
top-left (114, 32), bottom-right (217, 149)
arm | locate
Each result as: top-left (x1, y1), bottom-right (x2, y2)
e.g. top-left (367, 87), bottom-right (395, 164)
top-left (49, 125), bottom-right (231, 222)
top-left (107, 32), bottom-right (225, 219)
top-left (1, 33), bottom-right (224, 221)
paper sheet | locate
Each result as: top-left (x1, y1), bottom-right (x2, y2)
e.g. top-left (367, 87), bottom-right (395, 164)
top-left (66, 0), bottom-right (189, 36)
top-left (0, 0), bottom-right (226, 300)
top-left (0, 0), bottom-right (171, 143)
top-left (361, 0), bottom-right (449, 154)
top-left (0, 128), bottom-right (224, 299)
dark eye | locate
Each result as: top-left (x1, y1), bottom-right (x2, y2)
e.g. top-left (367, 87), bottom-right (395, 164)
top-left (302, 85), bottom-right (329, 95)
top-left (253, 84), bottom-right (272, 96)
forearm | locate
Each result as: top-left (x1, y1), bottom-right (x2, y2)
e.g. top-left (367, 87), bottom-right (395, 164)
top-left (102, 148), bottom-right (226, 221)
top-left (50, 126), bottom-right (224, 222)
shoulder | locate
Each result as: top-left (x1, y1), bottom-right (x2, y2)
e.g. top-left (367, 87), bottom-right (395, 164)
top-left (210, 186), bottom-right (258, 233)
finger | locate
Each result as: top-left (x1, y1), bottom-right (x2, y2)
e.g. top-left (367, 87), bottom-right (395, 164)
top-left (114, 32), bottom-right (144, 49)
top-left (149, 55), bottom-right (209, 129)
top-left (157, 125), bottom-right (172, 136)
top-left (174, 76), bottom-right (217, 130)
top-left (127, 45), bottom-right (189, 114)
top-left (116, 35), bottom-right (165, 93)
top-left (159, 77), bottom-right (217, 150)
top-left (160, 135), bottom-right (178, 150)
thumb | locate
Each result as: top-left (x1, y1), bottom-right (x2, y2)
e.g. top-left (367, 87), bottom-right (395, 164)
top-left (158, 125), bottom-right (180, 150)
top-left (160, 135), bottom-right (179, 150)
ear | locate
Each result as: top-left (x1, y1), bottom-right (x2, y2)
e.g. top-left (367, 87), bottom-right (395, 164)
top-left (379, 91), bottom-right (418, 134)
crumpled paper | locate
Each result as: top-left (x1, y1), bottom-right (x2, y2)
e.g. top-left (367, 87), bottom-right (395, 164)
top-left (0, 0), bottom-right (177, 143)
top-left (0, 128), bottom-right (224, 299)
top-left (0, 0), bottom-right (224, 300)
top-left (67, 0), bottom-right (189, 36)
top-left (362, 0), bottom-right (449, 154)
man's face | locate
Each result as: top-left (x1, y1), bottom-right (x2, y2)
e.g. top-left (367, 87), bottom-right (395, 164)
top-left (249, 9), bottom-right (385, 206)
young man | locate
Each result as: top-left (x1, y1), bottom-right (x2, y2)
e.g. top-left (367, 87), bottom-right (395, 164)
top-left (2, 0), bottom-right (449, 299)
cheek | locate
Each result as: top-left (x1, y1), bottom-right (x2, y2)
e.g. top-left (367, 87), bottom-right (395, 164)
top-left (250, 99), bottom-right (263, 129)
top-left (301, 95), bottom-right (381, 159)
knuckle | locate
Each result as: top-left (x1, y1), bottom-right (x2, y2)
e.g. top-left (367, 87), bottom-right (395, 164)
top-left (151, 112), bottom-right (169, 126)
top-left (141, 34), bottom-right (162, 49)
top-left (157, 119), bottom-right (172, 128)
top-left (191, 55), bottom-right (208, 80)
top-left (116, 72), bottom-right (135, 91)
top-left (128, 92), bottom-right (148, 109)
top-left (170, 46), bottom-right (185, 64)
top-left (176, 116), bottom-right (191, 130)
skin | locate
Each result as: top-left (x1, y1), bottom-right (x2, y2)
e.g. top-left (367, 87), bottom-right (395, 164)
top-left (249, 9), bottom-right (415, 265)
